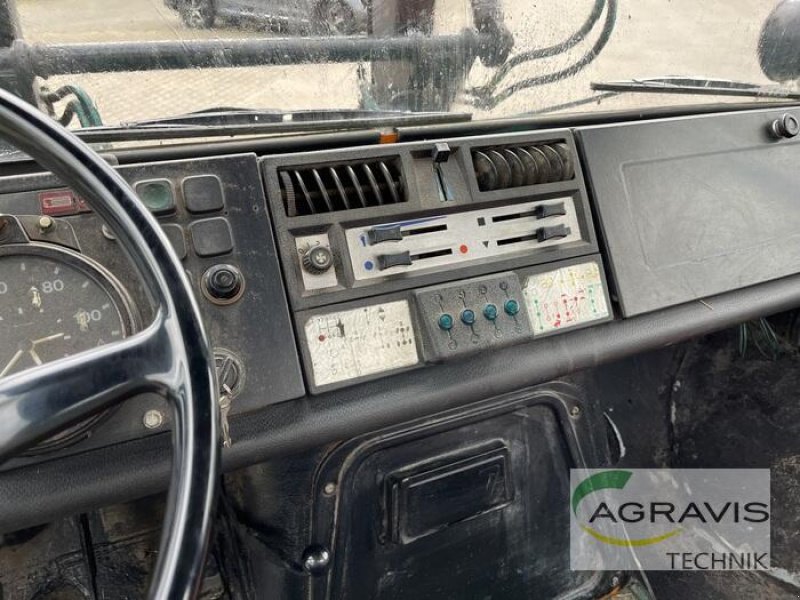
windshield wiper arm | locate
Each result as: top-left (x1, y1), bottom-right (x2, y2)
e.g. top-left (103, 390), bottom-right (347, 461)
top-left (125, 107), bottom-right (452, 127)
top-left (591, 76), bottom-right (800, 100)
top-left (74, 108), bottom-right (472, 143)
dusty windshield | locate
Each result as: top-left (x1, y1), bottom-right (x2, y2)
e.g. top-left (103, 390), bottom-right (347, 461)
top-left (5, 0), bottom-right (796, 129)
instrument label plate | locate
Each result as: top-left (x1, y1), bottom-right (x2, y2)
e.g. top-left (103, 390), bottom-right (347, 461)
top-left (522, 261), bottom-right (609, 334)
top-left (304, 300), bottom-right (419, 387)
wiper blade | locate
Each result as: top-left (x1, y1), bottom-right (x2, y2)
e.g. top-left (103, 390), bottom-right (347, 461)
top-left (126, 107), bottom-right (438, 127)
top-left (591, 76), bottom-right (800, 100)
top-left (75, 108), bottom-right (472, 143)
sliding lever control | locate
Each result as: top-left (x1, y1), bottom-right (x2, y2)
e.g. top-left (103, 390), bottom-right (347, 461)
top-left (432, 142), bottom-right (451, 163)
top-left (536, 224), bottom-right (571, 242)
top-left (432, 142), bottom-right (454, 202)
top-left (534, 202), bottom-right (566, 219)
top-left (377, 251), bottom-right (413, 271)
top-left (367, 226), bottom-right (403, 244)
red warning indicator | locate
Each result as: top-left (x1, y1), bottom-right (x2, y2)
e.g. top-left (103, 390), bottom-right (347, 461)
top-left (39, 189), bottom-right (91, 216)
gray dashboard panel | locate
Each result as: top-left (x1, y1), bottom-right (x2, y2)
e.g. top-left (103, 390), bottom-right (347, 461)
top-left (578, 108), bottom-right (800, 317)
top-left (0, 154), bottom-right (305, 467)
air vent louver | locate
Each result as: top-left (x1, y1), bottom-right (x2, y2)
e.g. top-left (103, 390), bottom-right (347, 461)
top-left (472, 142), bottom-right (575, 192)
top-left (279, 158), bottom-right (405, 217)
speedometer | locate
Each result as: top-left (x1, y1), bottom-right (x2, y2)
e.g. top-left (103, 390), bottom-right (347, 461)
top-left (0, 243), bottom-right (136, 453)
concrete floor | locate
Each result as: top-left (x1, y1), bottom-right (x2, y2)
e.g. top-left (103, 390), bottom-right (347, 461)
top-left (11, 0), bottom-right (787, 126)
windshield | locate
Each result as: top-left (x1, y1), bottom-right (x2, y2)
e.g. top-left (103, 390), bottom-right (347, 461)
top-left (5, 0), bottom-right (794, 129)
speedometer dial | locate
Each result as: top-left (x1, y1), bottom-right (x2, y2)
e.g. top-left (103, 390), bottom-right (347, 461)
top-left (0, 244), bottom-right (136, 453)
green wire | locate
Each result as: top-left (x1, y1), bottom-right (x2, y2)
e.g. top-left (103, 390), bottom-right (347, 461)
top-left (62, 85), bottom-right (103, 127)
top-left (739, 318), bottom-right (780, 360)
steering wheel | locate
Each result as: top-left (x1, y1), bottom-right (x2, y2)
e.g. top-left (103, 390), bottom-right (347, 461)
top-left (0, 89), bottom-right (219, 597)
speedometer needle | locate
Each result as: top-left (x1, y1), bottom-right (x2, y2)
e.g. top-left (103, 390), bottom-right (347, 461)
top-left (0, 334), bottom-right (66, 378)
top-left (31, 333), bottom-right (65, 346)
top-left (28, 349), bottom-right (43, 366)
top-left (0, 350), bottom-right (24, 378)
top-left (28, 333), bottom-right (65, 366)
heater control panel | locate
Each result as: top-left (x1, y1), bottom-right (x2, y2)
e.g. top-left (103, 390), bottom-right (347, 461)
top-left (260, 129), bottom-right (612, 391)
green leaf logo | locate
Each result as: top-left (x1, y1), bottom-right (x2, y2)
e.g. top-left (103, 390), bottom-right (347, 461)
top-left (572, 470), bottom-right (682, 547)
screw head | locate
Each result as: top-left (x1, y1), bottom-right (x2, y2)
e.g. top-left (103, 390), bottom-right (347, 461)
top-left (143, 409), bottom-right (164, 429)
top-left (323, 482), bottom-right (337, 496)
top-left (570, 406), bottom-right (581, 418)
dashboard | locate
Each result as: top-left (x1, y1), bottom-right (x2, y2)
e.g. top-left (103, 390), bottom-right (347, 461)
top-left (2, 104), bottom-right (800, 524)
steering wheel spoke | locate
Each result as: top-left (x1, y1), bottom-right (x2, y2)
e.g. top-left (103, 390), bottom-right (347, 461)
top-left (0, 316), bottom-right (172, 459)
top-left (0, 88), bottom-right (220, 599)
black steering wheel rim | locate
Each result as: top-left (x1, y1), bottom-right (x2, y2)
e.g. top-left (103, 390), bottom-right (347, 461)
top-left (0, 89), bottom-right (219, 598)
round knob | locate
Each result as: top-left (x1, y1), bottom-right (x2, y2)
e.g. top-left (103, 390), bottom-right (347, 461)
top-left (483, 303), bottom-right (498, 321)
top-left (438, 313), bottom-right (454, 331)
top-left (302, 246), bottom-right (334, 275)
top-left (202, 264), bottom-right (245, 304)
top-left (302, 545), bottom-right (331, 576)
top-left (460, 309), bottom-right (476, 325)
top-left (504, 299), bottom-right (520, 316)
top-left (770, 114), bottom-right (800, 139)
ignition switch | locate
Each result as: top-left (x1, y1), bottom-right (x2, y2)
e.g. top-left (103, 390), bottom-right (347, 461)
top-left (202, 263), bottom-right (245, 304)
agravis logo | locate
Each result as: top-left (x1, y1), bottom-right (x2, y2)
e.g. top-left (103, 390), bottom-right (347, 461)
top-left (571, 470), bottom-right (682, 547)
top-left (569, 469), bottom-right (771, 571)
